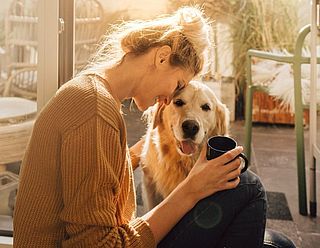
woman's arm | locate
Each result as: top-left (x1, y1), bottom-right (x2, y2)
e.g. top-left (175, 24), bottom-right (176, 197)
top-left (142, 146), bottom-right (243, 244)
top-left (61, 117), bottom-right (155, 247)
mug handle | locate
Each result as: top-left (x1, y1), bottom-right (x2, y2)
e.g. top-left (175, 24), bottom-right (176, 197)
top-left (239, 153), bottom-right (249, 173)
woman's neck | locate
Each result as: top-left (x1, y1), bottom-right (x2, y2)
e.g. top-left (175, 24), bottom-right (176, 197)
top-left (104, 50), bottom-right (156, 102)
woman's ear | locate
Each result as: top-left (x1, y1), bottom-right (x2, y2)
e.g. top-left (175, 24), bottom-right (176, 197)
top-left (155, 45), bottom-right (172, 68)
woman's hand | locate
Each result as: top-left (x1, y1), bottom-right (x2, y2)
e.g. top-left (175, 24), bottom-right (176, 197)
top-left (182, 146), bottom-right (243, 204)
top-left (143, 145), bottom-right (243, 244)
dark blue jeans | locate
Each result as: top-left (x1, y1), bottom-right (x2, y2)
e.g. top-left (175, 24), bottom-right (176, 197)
top-left (158, 170), bottom-right (267, 248)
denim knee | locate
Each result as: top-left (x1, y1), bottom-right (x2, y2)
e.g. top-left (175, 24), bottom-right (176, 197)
top-left (158, 170), bottom-right (267, 248)
top-left (238, 170), bottom-right (267, 203)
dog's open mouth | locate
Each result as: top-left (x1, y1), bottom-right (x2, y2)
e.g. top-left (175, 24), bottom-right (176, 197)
top-left (178, 140), bottom-right (198, 155)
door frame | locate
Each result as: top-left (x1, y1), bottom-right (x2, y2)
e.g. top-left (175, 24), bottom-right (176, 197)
top-left (37, 0), bottom-right (74, 110)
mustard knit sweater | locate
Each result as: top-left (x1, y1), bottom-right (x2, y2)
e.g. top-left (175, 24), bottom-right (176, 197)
top-left (13, 74), bottom-right (155, 247)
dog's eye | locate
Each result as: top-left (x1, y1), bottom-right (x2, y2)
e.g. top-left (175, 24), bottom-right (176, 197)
top-left (174, 99), bottom-right (185, 107)
top-left (201, 104), bottom-right (211, 111)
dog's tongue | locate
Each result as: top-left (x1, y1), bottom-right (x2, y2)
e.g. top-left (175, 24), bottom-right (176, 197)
top-left (181, 140), bottom-right (197, 155)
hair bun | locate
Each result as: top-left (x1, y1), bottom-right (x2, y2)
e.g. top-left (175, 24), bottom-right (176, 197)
top-left (175, 6), bottom-right (211, 56)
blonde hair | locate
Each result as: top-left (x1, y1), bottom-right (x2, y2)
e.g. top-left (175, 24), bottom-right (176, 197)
top-left (80, 6), bottom-right (212, 76)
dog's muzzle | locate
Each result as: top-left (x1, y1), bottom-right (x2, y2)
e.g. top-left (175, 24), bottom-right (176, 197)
top-left (182, 120), bottom-right (199, 139)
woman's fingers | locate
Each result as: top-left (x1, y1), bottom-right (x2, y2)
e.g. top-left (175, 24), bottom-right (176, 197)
top-left (226, 164), bottom-right (242, 180)
top-left (208, 146), bottom-right (243, 167)
top-left (219, 146), bottom-right (243, 164)
top-left (198, 144), bottom-right (208, 161)
top-left (224, 177), bottom-right (240, 189)
top-left (189, 146), bottom-right (244, 198)
top-left (223, 157), bottom-right (242, 173)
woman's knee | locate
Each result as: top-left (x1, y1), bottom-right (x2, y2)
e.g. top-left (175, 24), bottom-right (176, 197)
top-left (239, 170), bottom-right (267, 202)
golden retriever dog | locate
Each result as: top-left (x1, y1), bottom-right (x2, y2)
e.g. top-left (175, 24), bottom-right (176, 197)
top-left (140, 80), bottom-right (230, 211)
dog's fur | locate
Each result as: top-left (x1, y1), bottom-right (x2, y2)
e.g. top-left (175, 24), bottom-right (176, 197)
top-left (140, 80), bottom-right (230, 210)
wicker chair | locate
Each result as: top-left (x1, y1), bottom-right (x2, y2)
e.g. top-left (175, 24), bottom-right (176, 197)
top-left (1, 0), bottom-right (37, 100)
top-left (3, 0), bottom-right (104, 73)
top-left (3, 67), bottom-right (37, 100)
top-left (5, 0), bottom-right (38, 77)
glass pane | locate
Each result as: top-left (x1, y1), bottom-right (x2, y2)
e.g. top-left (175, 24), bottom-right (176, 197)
top-left (0, 0), bottom-right (38, 222)
top-left (74, 0), bottom-right (168, 75)
top-left (74, 0), bottom-right (105, 74)
top-left (1, 0), bottom-right (38, 99)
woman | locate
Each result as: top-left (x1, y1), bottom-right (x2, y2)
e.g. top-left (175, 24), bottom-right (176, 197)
top-left (13, 6), bottom-right (266, 247)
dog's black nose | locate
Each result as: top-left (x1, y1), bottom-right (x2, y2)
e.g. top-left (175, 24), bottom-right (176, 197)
top-left (182, 120), bottom-right (199, 138)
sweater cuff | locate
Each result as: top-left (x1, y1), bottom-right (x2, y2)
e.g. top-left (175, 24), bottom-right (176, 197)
top-left (130, 217), bottom-right (156, 247)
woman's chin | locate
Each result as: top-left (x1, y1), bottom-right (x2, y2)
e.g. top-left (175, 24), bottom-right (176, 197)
top-left (137, 105), bottom-right (147, 111)
top-left (135, 99), bottom-right (155, 111)
top-left (134, 101), bottom-right (148, 111)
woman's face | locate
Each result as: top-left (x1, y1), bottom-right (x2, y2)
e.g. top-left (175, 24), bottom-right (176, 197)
top-left (133, 65), bottom-right (194, 111)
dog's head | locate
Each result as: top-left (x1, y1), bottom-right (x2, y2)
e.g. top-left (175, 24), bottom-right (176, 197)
top-left (144, 80), bottom-right (229, 157)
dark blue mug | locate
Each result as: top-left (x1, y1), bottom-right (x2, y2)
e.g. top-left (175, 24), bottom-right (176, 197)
top-left (206, 135), bottom-right (248, 174)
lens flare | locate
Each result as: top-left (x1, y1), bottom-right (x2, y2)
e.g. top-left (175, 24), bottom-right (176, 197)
top-left (193, 200), bottom-right (222, 229)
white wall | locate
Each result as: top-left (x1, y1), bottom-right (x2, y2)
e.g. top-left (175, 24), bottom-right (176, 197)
top-left (215, 22), bottom-right (234, 77)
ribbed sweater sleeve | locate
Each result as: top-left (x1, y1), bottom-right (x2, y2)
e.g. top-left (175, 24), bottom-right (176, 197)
top-left (59, 114), bottom-right (155, 247)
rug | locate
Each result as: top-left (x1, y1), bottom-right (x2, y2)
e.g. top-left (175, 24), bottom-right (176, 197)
top-left (266, 191), bottom-right (293, 221)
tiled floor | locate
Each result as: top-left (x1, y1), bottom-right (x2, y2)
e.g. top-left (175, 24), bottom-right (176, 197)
top-left (123, 103), bottom-right (320, 248)
top-left (231, 121), bottom-right (320, 248)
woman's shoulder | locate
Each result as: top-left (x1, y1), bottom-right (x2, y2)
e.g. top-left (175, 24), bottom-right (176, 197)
top-left (57, 74), bottom-right (117, 110)
top-left (44, 74), bottom-right (124, 131)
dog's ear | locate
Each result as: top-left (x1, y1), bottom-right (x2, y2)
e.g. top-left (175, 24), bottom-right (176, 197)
top-left (152, 102), bottom-right (166, 129)
top-left (212, 102), bottom-right (230, 135)
top-left (142, 102), bottom-right (166, 129)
